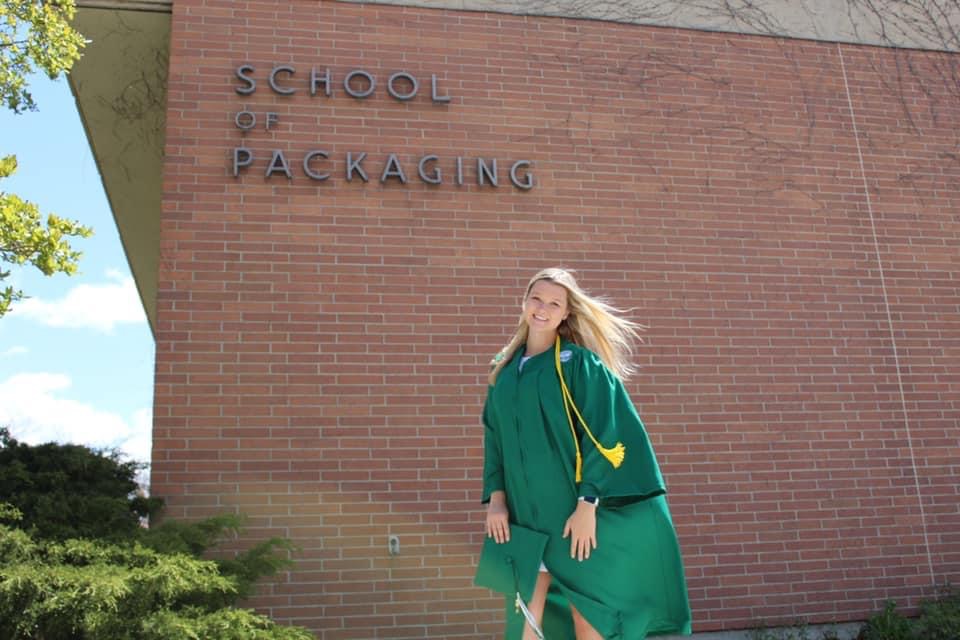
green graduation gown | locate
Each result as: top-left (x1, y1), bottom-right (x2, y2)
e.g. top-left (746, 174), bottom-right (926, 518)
top-left (481, 340), bottom-right (692, 639)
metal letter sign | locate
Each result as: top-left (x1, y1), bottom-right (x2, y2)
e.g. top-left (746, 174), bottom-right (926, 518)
top-left (231, 64), bottom-right (534, 190)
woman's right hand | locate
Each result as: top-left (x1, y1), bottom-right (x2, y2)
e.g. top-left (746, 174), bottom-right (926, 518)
top-left (485, 490), bottom-right (510, 543)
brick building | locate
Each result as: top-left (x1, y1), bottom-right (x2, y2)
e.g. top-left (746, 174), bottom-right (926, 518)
top-left (70, 0), bottom-right (959, 637)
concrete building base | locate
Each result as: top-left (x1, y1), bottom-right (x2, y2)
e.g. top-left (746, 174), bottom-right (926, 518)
top-left (660, 622), bottom-right (862, 639)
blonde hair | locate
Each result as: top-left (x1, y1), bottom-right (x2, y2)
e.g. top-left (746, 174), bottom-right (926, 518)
top-left (488, 268), bottom-right (644, 384)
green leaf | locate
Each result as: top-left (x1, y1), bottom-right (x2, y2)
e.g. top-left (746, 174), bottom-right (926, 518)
top-left (0, 156), bottom-right (92, 317)
top-left (0, 0), bottom-right (86, 114)
top-left (0, 2), bottom-right (92, 320)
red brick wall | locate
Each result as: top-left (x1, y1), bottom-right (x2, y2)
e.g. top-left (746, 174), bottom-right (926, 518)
top-left (153, 1), bottom-right (960, 636)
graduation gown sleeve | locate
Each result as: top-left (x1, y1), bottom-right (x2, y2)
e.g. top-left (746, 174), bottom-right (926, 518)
top-left (481, 386), bottom-right (505, 504)
top-left (564, 344), bottom-right (666, 502)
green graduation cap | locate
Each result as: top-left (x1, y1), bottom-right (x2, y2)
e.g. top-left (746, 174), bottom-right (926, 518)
top-left (474, 524), bottom-right (550, 637)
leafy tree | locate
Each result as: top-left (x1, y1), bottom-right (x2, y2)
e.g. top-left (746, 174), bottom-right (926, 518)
top-left (0, 0), bottom-right (92, 318)
top-left (1, 0), bottom-right (86, 114)
top-left (0, 505), bottom-right (314, 640)
top-left (0, 428), bottom-right (295, 607)
top-left (0, 427), bottom-right (160, 542)
top-left (0, 432), bottom-right (311, 639)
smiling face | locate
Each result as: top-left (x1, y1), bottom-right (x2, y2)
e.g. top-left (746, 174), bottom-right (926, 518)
top-left (523, 279), bottom-right (570, 337)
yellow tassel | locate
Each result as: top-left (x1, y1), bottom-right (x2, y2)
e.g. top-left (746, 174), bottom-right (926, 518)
top-left (597, 442), bottom-right (625, 468)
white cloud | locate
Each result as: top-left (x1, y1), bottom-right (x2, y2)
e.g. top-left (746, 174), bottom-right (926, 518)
top-left (0, 346), bottom-right (28, 358)
top-left (9, 270), bottom-right (146, 332)
top-left (0, 372), bottom-right (152, 468)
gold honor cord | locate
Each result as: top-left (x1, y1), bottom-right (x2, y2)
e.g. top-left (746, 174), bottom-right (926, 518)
top-left (554, 337), bottom-right (626, 483)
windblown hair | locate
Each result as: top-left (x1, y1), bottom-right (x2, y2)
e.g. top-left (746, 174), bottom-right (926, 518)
top-left (488, 268), bottom-right (644, 385)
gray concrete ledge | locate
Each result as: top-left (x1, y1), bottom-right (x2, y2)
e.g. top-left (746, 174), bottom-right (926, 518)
top-left (336, 0), bottom-right (960, 52)
top-left (657, 622), bottom-right (862, 639)
top-left (76, 0), bottom-right (172, 12)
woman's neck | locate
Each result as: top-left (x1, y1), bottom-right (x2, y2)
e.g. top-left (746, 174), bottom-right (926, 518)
top-left (524, 330), bottom-right (556, 357)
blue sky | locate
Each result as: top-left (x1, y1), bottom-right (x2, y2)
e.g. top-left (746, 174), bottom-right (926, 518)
top-left (0, 73), bottom-right (154, 469)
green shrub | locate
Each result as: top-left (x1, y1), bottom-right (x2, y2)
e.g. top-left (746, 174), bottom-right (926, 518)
top-left (858, 600), bottom-right (913, 640)
top-left (0, 428), bottom-right (295, 606)
top-left (0, 505), bottom-right (313, 639)
top-left (0, 427), bottom-right (161, 542)
top-left (749, 587), bottom-right (960, 640)
top-left (141, 513), bottom-right (296, 609)
top-left (140, 607), bottom-right (317, 640)
top-left (913, 585), bottom-right (960, 640)
top-left (0, 430), bottom-right (313, 639)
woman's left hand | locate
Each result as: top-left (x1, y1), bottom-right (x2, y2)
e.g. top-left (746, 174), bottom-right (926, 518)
top-left (562, 501), bottom-right (597, 561)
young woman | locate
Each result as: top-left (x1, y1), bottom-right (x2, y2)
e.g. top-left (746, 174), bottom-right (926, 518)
top-left (480, 268), bottom-right (692, 639)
